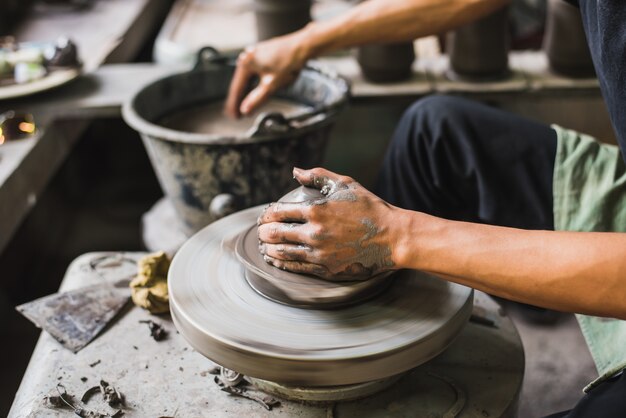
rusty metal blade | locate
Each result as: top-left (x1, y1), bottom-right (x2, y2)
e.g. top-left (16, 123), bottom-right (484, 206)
top-left (16, 283), bottom-right (130, 353)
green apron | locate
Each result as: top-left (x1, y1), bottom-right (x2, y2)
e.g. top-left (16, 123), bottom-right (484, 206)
top-left (552, 125), bottom-right (626, 392)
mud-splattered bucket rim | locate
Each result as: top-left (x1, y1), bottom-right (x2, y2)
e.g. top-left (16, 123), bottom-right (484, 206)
top-left (122, 48), bottom-right (350, 146)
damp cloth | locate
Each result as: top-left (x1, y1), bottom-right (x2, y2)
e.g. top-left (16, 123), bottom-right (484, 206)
top-left (130, 251), bottom-right (171, 314)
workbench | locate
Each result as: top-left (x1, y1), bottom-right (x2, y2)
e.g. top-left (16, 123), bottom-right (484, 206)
top-left (0, 0), bottom-right (173, 255)
top-left (10, 252), bottom-right (524, 417)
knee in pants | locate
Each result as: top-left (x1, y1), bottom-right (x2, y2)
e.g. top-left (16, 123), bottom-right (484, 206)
top-left (387, 94), bottom-right (471, 160)
top-left (405, 94), bottom-right (472, 137)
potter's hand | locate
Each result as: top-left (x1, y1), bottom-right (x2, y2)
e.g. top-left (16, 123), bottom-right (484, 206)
top-left (258, 167), bottom-right (404, 281)
top-left (225, 33), bottom-right (309, 118)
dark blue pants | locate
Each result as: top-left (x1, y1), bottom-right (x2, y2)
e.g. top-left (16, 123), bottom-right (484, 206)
top-left (375, 95), bottom-right (625, 417)
top-left (546, 373), bottom-right (626, 418)
top-left (376, 95), bottom-right (557, 230)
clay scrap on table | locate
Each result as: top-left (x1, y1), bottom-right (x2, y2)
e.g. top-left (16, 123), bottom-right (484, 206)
top-left (130, 251), bottom-right (171, 314)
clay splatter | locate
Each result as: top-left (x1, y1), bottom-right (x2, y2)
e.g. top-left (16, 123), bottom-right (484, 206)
top-left (331, 218), bottom-right (394, 277)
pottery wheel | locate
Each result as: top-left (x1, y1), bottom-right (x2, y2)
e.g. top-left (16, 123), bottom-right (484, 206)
top-left (169, 206), bottom-right (473, 386)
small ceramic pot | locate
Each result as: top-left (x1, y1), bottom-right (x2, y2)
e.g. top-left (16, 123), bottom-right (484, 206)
top-left (254, 0), bottom-right (312, 41)
top-left (446, 6), bottom-right (510, 82)
top-left (543, 0), bottom-right (595, 78)
top-left (356, 42), bottom-right (416, 83)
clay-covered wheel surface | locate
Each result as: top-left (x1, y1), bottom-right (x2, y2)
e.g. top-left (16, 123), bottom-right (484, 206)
top-left (236, 224), bottom-right (393, 308)
top-left (169, 206), bottom-right (473, 386)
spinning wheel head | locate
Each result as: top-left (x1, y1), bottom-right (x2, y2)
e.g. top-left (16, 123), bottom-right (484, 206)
top-left (168, 206), bottom-right (473, 387)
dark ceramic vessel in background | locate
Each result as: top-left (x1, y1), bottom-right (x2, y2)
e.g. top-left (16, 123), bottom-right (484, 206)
top-left (254, 0), bottom-right (312, 41)
top-left (543, 0), bottom-right (595, 78)
top-left (446, 6), bottom-right (510, 82)
top-left (356, 42), bottom-right (416, 83)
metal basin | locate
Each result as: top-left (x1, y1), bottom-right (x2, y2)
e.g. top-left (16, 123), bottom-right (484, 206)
top-left (123, 47), bottom-right (349, 235)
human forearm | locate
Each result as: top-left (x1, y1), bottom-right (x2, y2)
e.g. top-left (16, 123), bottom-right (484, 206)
top-left (396, 211), bottom-right (626, 319)
top-left (227, 0), bottom-right (508, 116)
top-left (298, 0), bottom-right (508, 59)
top-left (257, 168), bottom-right (626, 319)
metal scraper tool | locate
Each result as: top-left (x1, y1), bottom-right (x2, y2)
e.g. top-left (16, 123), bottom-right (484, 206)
top-left (16, 280), bottom-right (131, 353)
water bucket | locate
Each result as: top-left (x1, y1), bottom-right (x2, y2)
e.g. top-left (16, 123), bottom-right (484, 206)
top-left (123, 47), bottom-right (349, 235)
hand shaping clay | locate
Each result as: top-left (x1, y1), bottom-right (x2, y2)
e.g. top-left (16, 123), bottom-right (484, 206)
top-left (236, 186), bottom-right (393, 308)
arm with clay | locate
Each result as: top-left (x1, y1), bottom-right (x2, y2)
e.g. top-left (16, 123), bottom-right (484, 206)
top-left (225, 0), bottom-right (509, 117)
top-left (258, 167), bottom-right (626, 320)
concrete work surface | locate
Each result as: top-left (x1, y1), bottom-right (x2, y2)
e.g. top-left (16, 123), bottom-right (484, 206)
top-left (11, 252), bottom-right (527, 418)
top-left (8, 252), bottom-right (602, 417)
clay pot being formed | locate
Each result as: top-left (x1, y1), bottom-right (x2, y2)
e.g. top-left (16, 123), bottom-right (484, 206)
top-left (254, 0), bottom-right (312, 41)
top-left (356, 42), bottom-right (416, 83)
top-left (446, 6), bottom-right (510, 82)
top-left (543, 0), bottom-right (595, 78)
